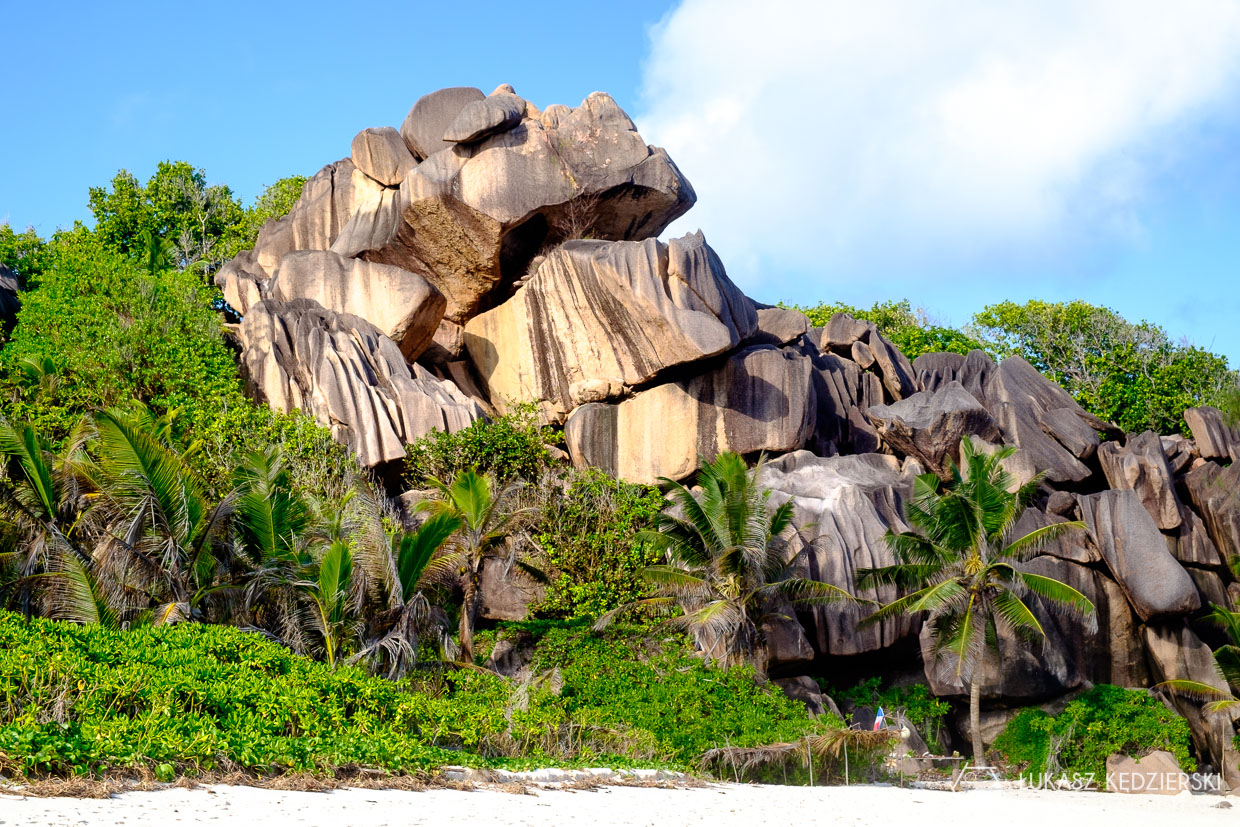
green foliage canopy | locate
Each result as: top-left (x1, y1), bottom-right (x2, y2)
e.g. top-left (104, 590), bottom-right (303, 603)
top-left (971, 299), bottom-right (1236, 435)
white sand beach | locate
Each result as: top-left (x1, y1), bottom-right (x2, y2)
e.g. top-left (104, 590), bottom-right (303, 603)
top-left (1, 782), bottom-right (1234, 827)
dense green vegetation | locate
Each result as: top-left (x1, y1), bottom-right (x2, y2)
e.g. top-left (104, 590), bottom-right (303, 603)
top-left (794, 298), bottom-right (1236, 435)
top-left (827, 678), bottom-right (952, 746)
top-left (0, 612), bottom-right (822, 778)
top-left (993, 685), bottom-right (1195, 780)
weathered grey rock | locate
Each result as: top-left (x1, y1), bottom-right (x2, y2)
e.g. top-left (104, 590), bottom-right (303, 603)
top-left (1187, 567), bottom-right (1230, 607)
top-left (821, 312), bottom-right (870, 349)
top-left (463, 233), bottom-right (756, 418)
top-left (1098, 431), bottom-right (1183, 530)
top-left (215, 249), bottom-right (266, 315)
top-left (773, 676), bottom-right (839, 718)
top-left (339, 92), bottom-right (695, 322)
top-left (850, 340), bottom-right (875, 369)
top-left (866, 381), bottom-right (1000, 477)
top-left (1161, 433), bottom-right (1196, 474)
top-left (1045, 490), bottom-right (1079, 518)
top-left (1143, 622), bottom-right (1240, 792)
top-left (806, 351), bottom-right (881, 456)
top-left (1025, 556), bottom-right (1148, 687)
top-left (400, 86), bottom-right (486, 160)
top-left (238, 299), bottom-right (481, 467)
top-left (564, 346), bottom-right (814, 483)
top-left (1012, 508), bottom-right (1099, 564)
top-left (1184, 406), bottom-right (1240, 463)
top-left (1164, 506), bottom-right (1224, 568)
top-left (478, 554), bottom-right (546, 621)
top-left (759, 613), bottom-right (816, 675)
top-left (1037, 406), bottom-right (1101, 460)
top-left (985, 357), bottom-right (1095, 484)
top-left (269, 250), bottom-right (445, 359)
top-left (249, 159), bottom-right (385, 277)
top-left (443, 93), bottom-right (525, 144)
top-left (351, 126), bottom-right (416, 186)
top-left (758, 451), bottom-right (920, 656)
top-left (1077, 490), bottom-right (1200, 620)
top-left (420, 319), bottom-right (466, 365)
top-left (912, 351), bottom-right (965, 393)
top-left (868, 328), bottom-right (918, 401)
top-left (750, 306), bottom-right (808, 346)
top-left (1183, 461), bottom-right (1240, 563)
top-left (1106, 751), bottom-right (1191, 795)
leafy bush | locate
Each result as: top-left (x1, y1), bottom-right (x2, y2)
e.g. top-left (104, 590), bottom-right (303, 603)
top-left (993, 685), bottom-right (1195, 780)
top-left (531, 468), bottom-right (666, 620)
top-left (828, 677), bottom-right (951, 745)
top-left (0, 613), bottom-right (824, 779)
top-left (788, 299), bottom-right (988, 360)
top-left (404, 403), bottom-right (555, 484)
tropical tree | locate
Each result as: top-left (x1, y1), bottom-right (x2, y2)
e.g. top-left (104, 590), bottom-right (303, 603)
top-left (0, 417), bottom-right (95, 619)
top-left (1158, 601), bottom-right (1240, 712)
top-left (84, 404), bottom-right (235, 624)
top-left (420, 469), bottom-right (542, 664)
top-left (858, 439), bottom-right (1096, 762)
top-left (597, 452), bottom-right (853, 670)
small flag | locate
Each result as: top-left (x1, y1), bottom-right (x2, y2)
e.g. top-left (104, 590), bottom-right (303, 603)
top-left (873, 706), bottom-right (885, 731)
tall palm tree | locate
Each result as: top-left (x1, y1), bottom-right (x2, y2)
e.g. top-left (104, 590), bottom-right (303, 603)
top-left (597, 452), bottom-right (852, 670)
top-left (85, 404), bottom-right (234, 624)
top-left (420, 469), bottom-right (542, 664)
top-left (858, 439), bottom-right (1095, 763)
top-left (1158, 601), bottom-right (1240, 712)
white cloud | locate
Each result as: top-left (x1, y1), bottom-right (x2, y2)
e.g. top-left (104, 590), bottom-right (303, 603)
top-left (636, 0), bottom-right (1240, 298)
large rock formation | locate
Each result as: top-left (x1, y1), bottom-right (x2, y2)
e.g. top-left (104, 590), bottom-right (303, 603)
top-left (463, 232), bottom-right (756, 418)
top-left (563, 345), bottom-right (815, 483)
top-left (216, 83), bottom-right (1240, 778)
top-left (238, 299), bottom-right (480, 467)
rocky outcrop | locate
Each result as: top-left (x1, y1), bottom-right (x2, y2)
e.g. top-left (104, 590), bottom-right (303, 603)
top-left (400, 86), bottom-right (487, 160)
top-left (1105, 751), bottom-right (1191, 794)
top-left (351, 126), bottom-right (416, 187)
top-left (1184, 406), bottom-right (1240, 462)
top-left (238, 299), bottom-right (480, 467)
top-left (444, 92), bottom-right (525, 145)
top-left (340, 91), bottom-right (695, 322)
top-left (865, 381), bottom-right (1000, 477)
top-left (758, 451), bottom-right (920, 656)
top-left (564, 346), bottom-right (814, 483)
top-left (269, 251), bottom-right (445, 359)
top-left (1077, 490), bottom-right (1200, 620)
top-left (1098, 431), bottom-right (1182, 530)
top-left (463, 233), bottom-right (756, 418)
top-left (814, 313), bottom-right (915, 402)
top-left (1183, 461), bottom-right (1240, 564)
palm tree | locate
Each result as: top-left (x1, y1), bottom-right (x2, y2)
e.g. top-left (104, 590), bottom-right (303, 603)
top-left (597, 452), bottom-right (852, 670)
top-left (1158, 601), bottom-right (1240, 712)
top-left (420, 469), bottom-right (542, 664)
top-left (84, 404), bottom-right (234, 624)
top-left (858, 439), bottom-right (1095, 763)
top-left (0, 417), bottom-right (104, 622)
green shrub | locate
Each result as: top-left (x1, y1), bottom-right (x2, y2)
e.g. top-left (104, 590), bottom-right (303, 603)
top-left (532, 468), bottom-right (666, 620)
top-left (993, 685), bottom-right (1195, 780)
top-left (405, 403), bottom-right (555, 485)
top-left (787, 299), bottom-right (988, 360)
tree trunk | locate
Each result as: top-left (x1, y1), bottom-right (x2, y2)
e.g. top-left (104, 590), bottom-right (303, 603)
top-left (969, 677), bottom-right (984, 765)
top-left (459, 576), bottom-right (478, 665)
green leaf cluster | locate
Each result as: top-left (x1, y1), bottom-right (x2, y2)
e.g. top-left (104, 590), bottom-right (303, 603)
top-left (532, 468), bottom-right (666, 620)
top-left (404, 403), bottom-right (555, 485)
top-left (993, 684), bottom-right (1195, 780)
top-left (971, 300), bottom-right (1236, 435)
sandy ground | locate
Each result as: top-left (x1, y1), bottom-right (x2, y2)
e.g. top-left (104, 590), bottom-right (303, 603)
top-left (0, 782), bottom-right (1235, 827)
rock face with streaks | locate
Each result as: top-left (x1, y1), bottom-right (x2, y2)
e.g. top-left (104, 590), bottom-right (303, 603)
top-left (269, 250), bottom-right (445, 359)
top-left (238, 299), bottom-right (480, 467)
top-left (462, 232), bottom-right (756, 418)
top-left (563, 346), bottom-right (815, 483)
top-left (216, 84), bottom-right (1240, 773)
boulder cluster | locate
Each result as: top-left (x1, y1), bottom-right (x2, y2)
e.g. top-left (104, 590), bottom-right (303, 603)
top-left (220, 85), bottom-right (1240, 784)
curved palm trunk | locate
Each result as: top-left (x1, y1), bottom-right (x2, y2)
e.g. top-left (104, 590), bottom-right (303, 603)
top-left (969, 677), bottom-right (984, 764)
top-left (459, 574), bottom-right (479, 665)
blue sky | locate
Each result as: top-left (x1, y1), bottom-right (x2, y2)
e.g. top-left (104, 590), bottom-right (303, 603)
top-left (4, 0), bottom-right (1240, 365)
